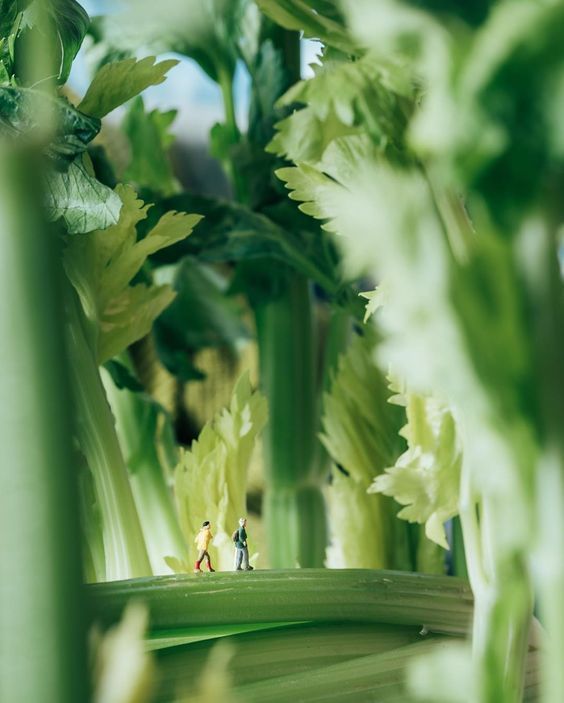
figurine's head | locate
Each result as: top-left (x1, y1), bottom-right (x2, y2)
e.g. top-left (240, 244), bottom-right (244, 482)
top-left (239, 517), bottom-right (246, 527)
top-left (202, 520), bottom-right (210, 528)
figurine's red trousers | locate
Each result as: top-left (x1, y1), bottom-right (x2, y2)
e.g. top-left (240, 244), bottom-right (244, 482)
top-left (195, 550), bottom-right (213, 571)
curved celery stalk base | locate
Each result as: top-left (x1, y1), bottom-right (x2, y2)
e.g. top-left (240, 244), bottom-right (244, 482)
top-left (88, 569), bottom-right (474, 636)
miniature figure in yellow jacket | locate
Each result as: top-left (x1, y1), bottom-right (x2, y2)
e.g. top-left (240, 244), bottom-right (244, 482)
top-left (194, 521), bottom-right (215, 573)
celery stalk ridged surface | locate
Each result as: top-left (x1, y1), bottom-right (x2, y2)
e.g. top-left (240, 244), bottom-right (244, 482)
top-left (0, 150), bottom-right (88, 703)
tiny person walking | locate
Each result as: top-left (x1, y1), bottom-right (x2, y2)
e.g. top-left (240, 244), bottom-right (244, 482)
top-left (233, 517), bottom-right (253, 571)
top-left (194, 520), bottom-right (215, 573)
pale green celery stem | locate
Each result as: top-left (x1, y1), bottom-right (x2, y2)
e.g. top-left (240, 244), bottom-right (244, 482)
top-left (66, 291), bottom-right (150, 580)
top-left (0, 152), bottom-right (88, 702)
top-left (102, 370), bottom-right (187, 574)
top-left (256, 271), bottom-right (326, 567)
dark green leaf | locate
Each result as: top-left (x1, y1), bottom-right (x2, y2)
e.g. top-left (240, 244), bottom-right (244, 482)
top-left (0, 86), bottom-right (100, 164)
top-left (0, 1), bottom-right (19, 39)
top-left (16, 0), bottom-right (89, 84)
top-left (144, 193), bottom-right (341, 295)
top-left (153, 257), bottom-right (250, 381)
top-left (209, 121), bottom-right (238, 164)
top-left (121, 96), bottom-right (178, 196)
top-left (103, 359), bottom-right (144, 392)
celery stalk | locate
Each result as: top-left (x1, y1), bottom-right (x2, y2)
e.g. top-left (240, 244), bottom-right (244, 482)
top-left (66, 291), bottom-right (151, 581)
top-left (153, 622), bottom-right (432, 700)
top-left (102, 368), bottom-right (187, 575)
top-left (255, 269), bottom-right (326, 567)
top-left (88, 569), bottom-right (473, 636)
top-left (0, 150), bottom-right (88, 702)
top-left (233, 639), bottom-right (453, 703)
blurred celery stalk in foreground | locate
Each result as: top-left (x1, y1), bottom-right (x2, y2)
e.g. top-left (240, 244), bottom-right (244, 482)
top-left (0, 148), bottom-right (88, 702)
top-left (87, 570), bottom-right (540, 702)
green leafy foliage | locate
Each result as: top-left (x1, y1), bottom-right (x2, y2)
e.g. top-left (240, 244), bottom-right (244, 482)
top-left (44, 153), bottom-right (122, 234)
top-left (173, 372), bottom-right (267, 571)
top-left (153, 257), bottom-right (250, 382)
top-left (63, 184), bottom-right (202, 364)
top-left (144, 192), bottom-right (341, 295)
top-left (102, 0), bottom-right (249, 83)
top-left (121, 96), bottom-right (178, 197)
top-left (0, 1), bottom-right (19, 39)
top-left (103, 359), bottom-right (144, 392)
top-left (256, 0), bottom-right (357, 55)
top-left (274, 54), bottom-right (413, 155)
top-left (0, 86), bottom-right (100, 163)
top-left (79, 56), bottom-right (178, 118)
top-left (5, 0), bottom-right (89, 84)
top-left (371, 387), bottom-right (462, 550)
top-left (321, 332), bottom-right (413, 570)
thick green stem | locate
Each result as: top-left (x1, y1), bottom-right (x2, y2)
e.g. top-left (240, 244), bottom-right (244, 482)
top-left (256, 269), bottom-right (326, 567)
top-left (0, 151), bottom-right (88, 702)
top-left (66, 291), bottom-right (150, 581)
top-left (102, 370), bottom-right (187, 574)
top-left (88, 569), bottom-right (474, 636)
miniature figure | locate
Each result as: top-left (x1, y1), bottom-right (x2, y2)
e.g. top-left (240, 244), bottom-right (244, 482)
top-left (194, 520), bottom-right (215, 573)
top-left (233, 517), bottom-right (253, 571)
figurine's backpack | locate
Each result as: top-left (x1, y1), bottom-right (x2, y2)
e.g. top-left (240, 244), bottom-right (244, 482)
top-left (231, 529), bottom-right (238, 543)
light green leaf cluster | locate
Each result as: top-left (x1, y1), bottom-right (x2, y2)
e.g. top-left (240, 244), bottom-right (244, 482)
top-left (321, 333), bottom-right (404, 486)
top-left (371, 390), bottom-right (461, 550)
top-left (79, 56), bottom-right (179, 118)
top-left (173, 372), bottom-right (268, 571)
top-left (269, 52), bottom-right (412, 171)
top-left (64, 184), bottom-right (202, 364)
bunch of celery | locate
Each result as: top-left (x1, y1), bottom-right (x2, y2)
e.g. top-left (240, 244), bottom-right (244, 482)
top-left (257, 0), bottom-right (564, 700)
top-left (3, 1), bottom-right (559, 702)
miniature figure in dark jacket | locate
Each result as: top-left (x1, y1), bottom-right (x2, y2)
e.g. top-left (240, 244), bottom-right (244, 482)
top-left (234, 517), bottom-right (253, 571)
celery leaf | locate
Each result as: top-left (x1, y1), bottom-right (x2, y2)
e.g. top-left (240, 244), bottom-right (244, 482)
top-left (371, 393), bottom-right (461, 550)
top-left (64, 184), bottom-right (202, 364)
top-left (174, 372), bottom-right (267, 571)
top-left (121, 97), bottom-right (179, 197)
top-left (79, 56), bottom-right (178, 119)
top-left (44, 154), bottom-right (122, 234)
